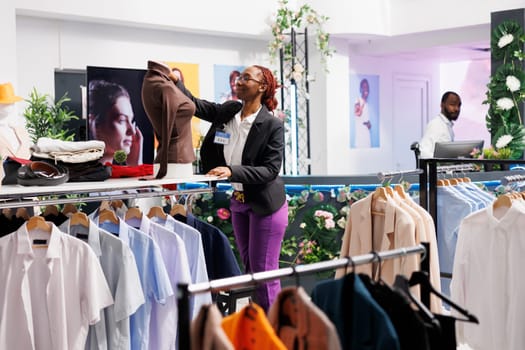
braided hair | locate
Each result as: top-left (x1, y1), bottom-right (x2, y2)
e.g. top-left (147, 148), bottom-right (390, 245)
top-left (253, 65), bottom-right (279, 111)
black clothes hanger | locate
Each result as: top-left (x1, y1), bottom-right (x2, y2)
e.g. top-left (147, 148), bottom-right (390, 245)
top-left (409, 271), bottom-right (479, 324)
top-left (394, 274), bottom-right (440, 329)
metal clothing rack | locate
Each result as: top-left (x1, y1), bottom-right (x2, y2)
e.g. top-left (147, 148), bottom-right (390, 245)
top-left (176, 244), bottom-right (428, 350)
top-left (418, 158), bottom-right (525, 228)
top-left (500, 173), bottom-right (525, 186)
top-left (377, 168), bottom-right (423, 183)
top-left (436, 163), bottom-right (476, 174)
top-left (0, 176), bottom-right (217, 209)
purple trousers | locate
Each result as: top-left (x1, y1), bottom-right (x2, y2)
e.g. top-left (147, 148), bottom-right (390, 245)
top-left (230, 198), bottom-right (288, 312)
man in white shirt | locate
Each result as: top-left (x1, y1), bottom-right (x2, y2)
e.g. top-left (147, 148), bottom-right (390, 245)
top-left (419, 91), bottom-right (462, 158)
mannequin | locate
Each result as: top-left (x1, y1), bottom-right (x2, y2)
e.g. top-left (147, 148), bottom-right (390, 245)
top-left (0, 83), bottom-right (32, 184)
top-left (141, 60), bottom-right (195, 179)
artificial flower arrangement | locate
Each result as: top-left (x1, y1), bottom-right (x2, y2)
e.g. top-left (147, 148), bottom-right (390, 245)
top-left (484, 20), bottom-right (525, 160)
top-left (191, 186), bottom-right (371, 271)
top-left (470, 134), bottom-right (513, 160)
top-left (268, 0), bottom-right (335, 71)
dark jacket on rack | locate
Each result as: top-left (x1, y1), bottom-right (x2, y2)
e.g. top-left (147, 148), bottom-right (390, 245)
top-left (310, 273), bottom-right (400, 350)
top-left (176, 213), bottom-right (241, 279)
top-left (175, 80), bottom-right (286, 216)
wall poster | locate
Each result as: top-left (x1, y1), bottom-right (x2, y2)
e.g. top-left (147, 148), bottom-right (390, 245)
top-left (86, 66), bottom-right (153, 165)
top-left (214, 64), bottom-right (245, 103)
top-left (349, 74), bottom-right (380, 148)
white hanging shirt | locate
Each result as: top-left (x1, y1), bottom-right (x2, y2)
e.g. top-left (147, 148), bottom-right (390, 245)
top-left (0, 222), bottom-right (113, 350)
top-left (451, 201), bottom-right (525, 350)
top-left (59, 218), bottom-right (145, 350)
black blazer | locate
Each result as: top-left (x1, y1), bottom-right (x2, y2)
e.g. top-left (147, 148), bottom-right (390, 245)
top-left (176, 81), bottom-right (286, 216)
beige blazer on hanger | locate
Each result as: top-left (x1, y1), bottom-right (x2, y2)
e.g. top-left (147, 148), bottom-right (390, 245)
top-left (335, 193), bottom-right (419, 287)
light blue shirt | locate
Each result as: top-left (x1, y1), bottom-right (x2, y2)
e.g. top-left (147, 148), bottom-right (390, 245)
top-left (126, 215), bottom-right (192, 350)
top-left (151, 214), bottom-right (212, 318)
top-left (452, 185), bottom-right (486, 211)
top-left (59, 219), bottom-right (145, 350)
top-left (437, 186), bottom-right (475, 299)
top-left (97, 218), bottom-right (173, 350)
top-left (462, 182), bottom-right (496, 204)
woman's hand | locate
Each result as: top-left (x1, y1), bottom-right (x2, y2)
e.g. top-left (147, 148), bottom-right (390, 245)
top-left (127, 125), bottom-right (143, 166)
top-left (206, 166), bottom-right (231, 179)
top-left (168, 71), bottom-right (179, 83)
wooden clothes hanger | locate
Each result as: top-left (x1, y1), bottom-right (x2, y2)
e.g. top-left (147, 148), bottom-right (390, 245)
top-left (449, 178), bottom-right (460, 186)
top-left (27, 215), bottom-right (52, 233)
top-left (125, 207), bottom-right (143, 221)
top-left (147, 206), bottom-right (167, 220)
top-left (170, 203), bottom-right (187, 217)
top-left (111, 200), bottom-right (124, 210)
top-left (99, 200), bottom-right (112, 211)
top-left (16, 207), bottom-right (30, 220)
top-left (70, 212), bottom-right (89, 228)
top-left (394, 184), bottom-right (407, 200)
top-left (372, 186), bottom-right (388, 201)
top-left (62, 203), bottom-right (78, 216)
top-left (43, 205), bottom-right (59, 217)
top-left (98, 208), bottom-right (119, 224)
top-left (493, 193), bottom-right (513, 210)
top-left (27, 216), bottom-right (52, 249)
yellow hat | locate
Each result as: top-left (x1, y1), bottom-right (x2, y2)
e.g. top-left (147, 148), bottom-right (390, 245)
top-left (0, 83), bottom-right (23, 104)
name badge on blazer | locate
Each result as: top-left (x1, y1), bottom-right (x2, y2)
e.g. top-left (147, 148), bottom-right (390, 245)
top-left (214, 131), bottom-right (230, 145)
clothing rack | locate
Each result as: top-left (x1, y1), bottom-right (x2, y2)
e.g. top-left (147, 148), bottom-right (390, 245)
top-left (377, 168), bottom-right (423, 182)
top-left (436, 163), bottom-right (476, 173)
top-left (418, 158), bottom-right (525, 228)
top-left (0, 177), bottom-right (216, 209)
top-left (500, 173), bottom-right (525, 186)
top-left (176, 243), bottom-right (428, 350)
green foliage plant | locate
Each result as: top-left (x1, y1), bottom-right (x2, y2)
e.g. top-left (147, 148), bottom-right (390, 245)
top-left (23, 87), bottom-right (78, 143)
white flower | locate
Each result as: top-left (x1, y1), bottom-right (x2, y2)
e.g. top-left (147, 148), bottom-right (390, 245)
top-left (496, 97), bottom-right (515, 110)
top-left (496, 134), bottom-right (513, 149)
top-left (299, 222), bottom-right (306, 229)
top-left (506, 75), bottom-right (521, 92)
top-left (293, 63), bottom-right (304, 73)
top-left (336, 217), bottom-right (346, 229)
top-left (498, 34), bottom-right (514, 48)
top-left (291, 71), bottom-right (303, 83)
top-left (206, 216), bottom-right (214, 223)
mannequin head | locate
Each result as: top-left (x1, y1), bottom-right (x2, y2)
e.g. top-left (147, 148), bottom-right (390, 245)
top-left (0, 83), bottom-right (23, 124)
top-left (0, 104), bottom-right (16, 121)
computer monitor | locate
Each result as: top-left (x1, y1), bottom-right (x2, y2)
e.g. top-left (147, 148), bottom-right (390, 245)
top-left (433, 140), bottom-right (484, 158)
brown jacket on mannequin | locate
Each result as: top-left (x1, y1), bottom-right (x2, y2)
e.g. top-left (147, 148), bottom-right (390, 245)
top-left (141, 60), bottom-right (196, 178)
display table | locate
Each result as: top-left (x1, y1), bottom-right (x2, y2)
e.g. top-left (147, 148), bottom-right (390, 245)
top-left (0, 175), bottom-right (221, 209)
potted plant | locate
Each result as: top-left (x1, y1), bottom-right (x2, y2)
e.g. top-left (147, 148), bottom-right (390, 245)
top-left (23, 87), bottom-right (78, 143)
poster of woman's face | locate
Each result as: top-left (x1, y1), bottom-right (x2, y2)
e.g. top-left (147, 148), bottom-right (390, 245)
top-left (349, 74), bottom-right (380, 148)
top-left (87, 66), bottom-right (154, 165)
top-left (214, 64), bottom-right (245, 103)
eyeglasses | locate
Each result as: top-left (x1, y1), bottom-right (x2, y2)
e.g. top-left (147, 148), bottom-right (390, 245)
top-left (235, 75), bottom-right (263, 84)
